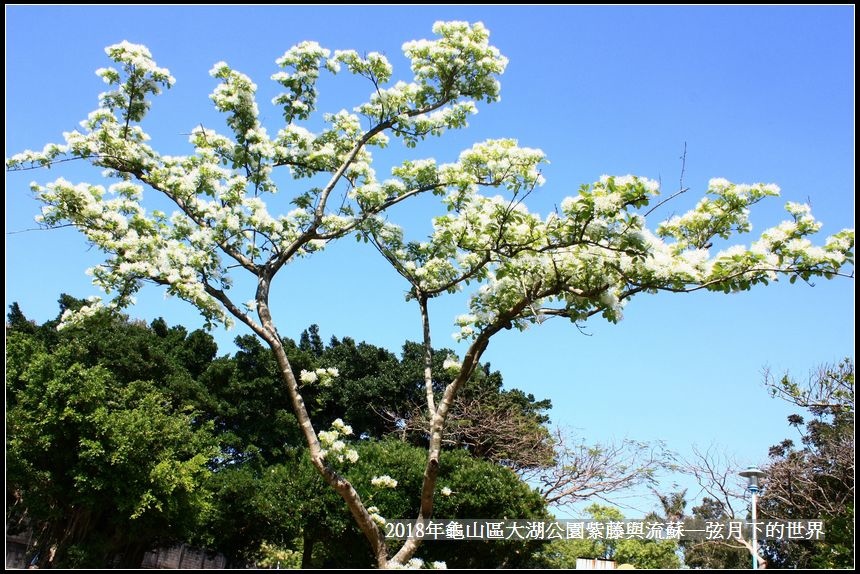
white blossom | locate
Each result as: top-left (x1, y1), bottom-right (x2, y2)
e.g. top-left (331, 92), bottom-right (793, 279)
top-left (332, 418), bottom-right (353, 436)
top-left (312, 367), bottom-right (339, 387)
top-left (708, 177), bottom-right (732, 191)
top-left (371, 475), bottom-right (398, 489)
top-left (57, 299), bottom-right (104, 330)
top-left (370, 512), bottom-right (386, 527)
top-left (318, 430), bottom-right (338, 447)
top-left (786, 201), bottom-right (813, 219)
top-left (318, 419), bottom-right (358, 463)
top-left (442, 356), bottom-right (461, 373)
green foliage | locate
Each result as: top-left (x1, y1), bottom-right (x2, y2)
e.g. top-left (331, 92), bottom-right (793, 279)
top-left (203, 334), bottom-right (303, 465)
top-left (6, 301), bottom-right (553, 568)
top-left (206, 440), bottom-right (549, 568)
top-left (312, 440), bottom-right (550, 568)
top-left (614, 536), bottom-right (682, 569)
top-left (203, 452), bottom-right (333, 566)
top-left (6, 300), bottom-right (219, 568)
top-left (205, 326), bottom-right (551, 470)
top-left (530, 504), bottom-right (680, 569)
top-left (683, 498), bottom-right (750, 569)
top-left (281, 330), bottom-right (553, 469)
top-left (294, 335), bottom-right (415, 439)
top-left (5, 301), bottom-right (36, 334)
top-left (256, 542), bottom-right (302, 569)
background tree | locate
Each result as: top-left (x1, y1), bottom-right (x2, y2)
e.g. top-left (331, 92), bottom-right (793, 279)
top-left (524, 432), bottom-right (667, 509)
top-left (645, 486), bottom-right (753, 568)
top-left (530, 503), bottom-right (680, 569)
top-left (201, 333), bottom-right (304, 465)
top-left (654, 488), bottom-right (687, 523)
top-left (8, 21), bottom-right (853, 567)
top-left (5, 299), bottom-right (219, 568)
top-left (683, 497), bottom-right (751, 569)
top-left (759, 360), bottom-right (854, 568)
top-left (676, 445), bottom-right (768, 567)
top-left (676, 362), bottom-right (855, 569)
top-left (381, 355), bottom-right (555, 470)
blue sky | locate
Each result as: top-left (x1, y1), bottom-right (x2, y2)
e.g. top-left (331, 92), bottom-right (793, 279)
top-left (6, 6), bottom-right (854, 516)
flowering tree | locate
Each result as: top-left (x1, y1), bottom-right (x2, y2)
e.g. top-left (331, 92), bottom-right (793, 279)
top-left (7, 22), bottom-right (854, 568)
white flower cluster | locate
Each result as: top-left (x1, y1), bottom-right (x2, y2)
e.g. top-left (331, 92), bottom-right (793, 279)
top-left (372, 142), bottom-right (551, 297)
top-left (7, 28), bottom-right (854, 370)
top-left (318, 418), bottom-right (357, 464)
top-left (440, 486), bottom-right (453, 497)
top-left (367, 506), bottom-right (386, 527)
top-left (56, 297), bottom-right (104, 330)
top-left (389, 558), bottom-right (447, 570)
top-left (444, 139), bottom-right (547, 194)
top-left (441, 174), bottom-right (853, 340)
top-left (98, 41), bottom-right (175, 124)
top-left (389, 558), bottom-right (423, 570)
top-left (7, 143), bottom-right (69, 169)
top-left (403, 21), bottom-right (508, 105)
top-left (207, 62), bottom-right (275, 185)
top-left (272, 41), bottom-right (331, 122)
top-left (390, 99), bottom-right (479, 146)
top-left (453, 314), bottom-right (477, 342)
top-left (103, 41), bottom-right (175, 85)
top-left (299, 367), bottom-right (339, 387)
top-left (656, 180), bottom-right (781, 250)
top-left (371, 475), bottom-right (398, 489)
top-left (331, 418), bottom-right (353, 435)
top-left (332, 50), bottom-right (393, 83)
top-left (31, 176), bottom-right (235, 328)
top-left (354, 80), bottom-right (418, 121)
top-left (442, 356), bottom-right (461, 373)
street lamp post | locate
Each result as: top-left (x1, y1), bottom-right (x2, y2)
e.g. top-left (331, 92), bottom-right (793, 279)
top-left (739, 466), bottom-right (766, 569)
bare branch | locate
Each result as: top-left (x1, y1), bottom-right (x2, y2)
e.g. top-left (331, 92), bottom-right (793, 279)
top-left (523, 428), bottom-right (668, 508)
top-left (643, 142), bottom-right (689, 218)
top-left (381, 390), bottom-right (555, 471)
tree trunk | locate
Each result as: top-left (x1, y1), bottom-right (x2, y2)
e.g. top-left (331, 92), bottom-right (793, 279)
top-left (255, 290), bottom-right (389, 567)
top-left (301, 529), bottom-right (315, 568)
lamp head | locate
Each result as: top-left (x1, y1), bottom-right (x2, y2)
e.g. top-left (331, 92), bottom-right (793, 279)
top-left (739, 466), bottom-right (766, 493)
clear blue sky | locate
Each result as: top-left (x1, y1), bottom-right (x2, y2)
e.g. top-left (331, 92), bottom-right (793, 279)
top-left (6, 6), bottom-right (854, 516)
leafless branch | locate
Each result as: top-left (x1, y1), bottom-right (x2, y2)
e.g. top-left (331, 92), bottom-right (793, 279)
top-left (678, 444), bottom-right (746, 519)
top-left (523, 428), bottom-right (669, 508)
top-left (644, 142), bottom-right (690, 217)
top-left (677, 444), bottom-right (771, 567)
top-left (380, 390), bottom-right (555, 471)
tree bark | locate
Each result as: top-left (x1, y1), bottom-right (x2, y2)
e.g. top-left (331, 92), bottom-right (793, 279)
top-left (255, 285), bottom-right (389, 567)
